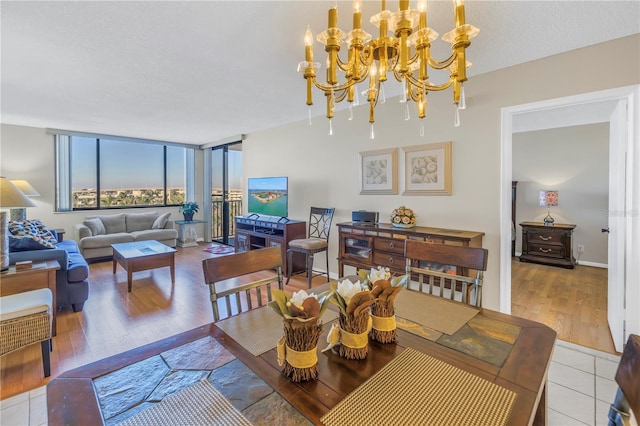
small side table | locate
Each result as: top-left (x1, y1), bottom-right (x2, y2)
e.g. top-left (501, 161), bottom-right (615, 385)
top-left (175, 220), bottom-right (206, 247)
top-left (53, 228), bottom-right (65, 242)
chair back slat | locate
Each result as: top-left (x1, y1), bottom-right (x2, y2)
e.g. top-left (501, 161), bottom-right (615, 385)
top-left (404, 240), bottom-right (488, 307)
top-left (202, 246), bottom-right (283, 321)
top-left (308, 207), bottom-right (335, 240)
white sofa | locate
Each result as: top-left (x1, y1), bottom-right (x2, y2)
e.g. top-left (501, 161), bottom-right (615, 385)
top-left (75, 212), bottom-right (178, 260)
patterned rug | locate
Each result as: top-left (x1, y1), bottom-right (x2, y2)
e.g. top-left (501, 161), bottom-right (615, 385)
top-left (203, 243), bottom-right (235, 255)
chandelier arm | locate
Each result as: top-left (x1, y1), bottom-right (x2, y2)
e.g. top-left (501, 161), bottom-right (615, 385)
top-left (311, 77), bottom-right (358, 95)
top-left (428, 52), bottom-right (457, 70)
top-left (404, 73), bottom-right (454, 92)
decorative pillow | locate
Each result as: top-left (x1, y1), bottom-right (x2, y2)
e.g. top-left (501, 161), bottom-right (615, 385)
top-left (91, 213), bottom-right (126, 234)
top-left (83, 218), bottom-right (106, 236)
top-left (9, 235), bottom-right (53, 251)
top-left (152, 212), bottom-right (171, 229)
top-left (8, 219), bottom-right (57, 250)
top-left (126, 212), bottom-right (158, 232)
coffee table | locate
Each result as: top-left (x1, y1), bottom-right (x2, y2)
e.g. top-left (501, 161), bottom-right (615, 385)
top-left (111, 241), bottom-right (176, 292)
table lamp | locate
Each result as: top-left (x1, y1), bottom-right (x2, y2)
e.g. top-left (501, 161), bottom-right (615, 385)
top-left (9, 179), bottom-right (40, 221)
top-left (0, 177), bottom-right (36, 270)
top-left (539, 190), bottom-right (558, 226)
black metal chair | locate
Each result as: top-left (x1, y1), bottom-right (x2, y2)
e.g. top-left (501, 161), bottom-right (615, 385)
top-left (608, 334), bottom-right (639, 426)
top-left (286, 207), bottom-right (335, 288)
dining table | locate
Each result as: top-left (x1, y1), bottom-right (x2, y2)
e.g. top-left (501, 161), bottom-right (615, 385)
top-left (47, 287), bottom-right (557, 425)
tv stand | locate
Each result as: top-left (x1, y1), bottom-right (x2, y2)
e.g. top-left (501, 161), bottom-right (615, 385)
top-left (235, 216), bottom-right (306, 277)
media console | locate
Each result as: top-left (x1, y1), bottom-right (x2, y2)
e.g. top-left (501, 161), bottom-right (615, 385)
top-left (234, 216), bottom-right (307, 277)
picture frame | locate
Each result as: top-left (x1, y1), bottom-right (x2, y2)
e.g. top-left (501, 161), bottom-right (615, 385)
top-left (402, 141), bottom-right (452, 195)
top-left (358, 148), bottom-right (398, 195)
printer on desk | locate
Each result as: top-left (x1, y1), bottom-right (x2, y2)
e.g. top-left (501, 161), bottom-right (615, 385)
top-left (352, 210), bottom-right (379, 223)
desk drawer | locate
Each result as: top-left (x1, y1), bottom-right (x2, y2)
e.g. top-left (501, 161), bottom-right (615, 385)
top-left (373, 251), bottom-right (405, 269)
top-left (528, 242), bottom-right (565, 258)
top-left (374, 237), bottom-right (405, 255)
top-left (527, 231), bottom-right (564, 245)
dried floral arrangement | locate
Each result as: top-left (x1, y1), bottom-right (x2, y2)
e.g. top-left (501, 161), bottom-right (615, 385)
top-left (358, 266), bottom-right (409, 343)
top-left (269, 288), bottom-right (333, 382)
top-left (325, 279), bottom-right (376, 359)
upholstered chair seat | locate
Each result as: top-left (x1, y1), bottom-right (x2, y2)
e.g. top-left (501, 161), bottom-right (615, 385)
top-left (288, 238), bottom-right (328, 251)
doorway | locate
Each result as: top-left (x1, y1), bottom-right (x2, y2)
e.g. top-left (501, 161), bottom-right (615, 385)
top-left (210, 142), bottom-right (243, 246)
top-left (500, 85), bottom-right (639, 353)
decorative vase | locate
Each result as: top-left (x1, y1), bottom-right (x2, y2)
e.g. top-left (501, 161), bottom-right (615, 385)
top-left (279, 318), bottom-right (323, 382)
top-left (392, 222), bottom-right (415, 228)
top-left (336, 311), bottom-right (371, 360)
top-left (183, 213), bottom-right (194, 222)
top-left (369, 300), bottom-right (397, 343)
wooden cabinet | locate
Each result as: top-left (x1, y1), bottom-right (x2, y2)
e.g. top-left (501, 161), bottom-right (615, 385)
top-left (337, 222), bottom-right (484, 277)
top-left (519, 222), bottom-right (576, 269)
top-left (234, 216), bottom-right (307, 277)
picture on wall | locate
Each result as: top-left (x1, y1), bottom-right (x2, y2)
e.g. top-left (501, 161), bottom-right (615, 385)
top-left (359, 148), bottom-right (398, 195)
top-left (402, 142), bottom-right (452, 195)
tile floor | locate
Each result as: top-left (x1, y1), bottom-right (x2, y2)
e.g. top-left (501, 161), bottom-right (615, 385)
top-left (0, 339), bottom-right (637, 426)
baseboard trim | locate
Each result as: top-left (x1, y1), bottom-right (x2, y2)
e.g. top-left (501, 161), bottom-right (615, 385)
top-left (576, 260), bottom-right (608, 269)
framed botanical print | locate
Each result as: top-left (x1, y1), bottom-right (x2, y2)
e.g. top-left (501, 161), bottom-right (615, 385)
top-left (358, 148), bottom-right (398, 195)
top-left (402, 142), bottom-right (452, 195)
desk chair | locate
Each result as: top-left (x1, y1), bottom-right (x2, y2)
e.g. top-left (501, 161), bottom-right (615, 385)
top-left (286, 207), bottom-right (335, 288)
top-left (609, 334), bottom-right (640, 426)
top-left (202, 246), bottom-right (283, 321)
top-left (404, 240), bottom-right (488, 307)
top-left (0, 288), bottom-right (53, 377)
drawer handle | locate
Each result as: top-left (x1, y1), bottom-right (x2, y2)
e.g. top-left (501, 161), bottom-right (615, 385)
top-left (538, 248), bottom-right (552, 253)
top-left (389, 242), bottom-right (395, 249)
top-left (389, 257), bottom-right (394, 264)
top-left (538, 235), bottom-right (552, 241)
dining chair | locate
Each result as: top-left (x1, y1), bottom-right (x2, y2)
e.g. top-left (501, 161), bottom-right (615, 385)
top-left (285, 207), bottom-right (335, 288)
top-left (404, 240), bottom-right (488, 307)
top-left (202, 246), bottom-right (283, 321)
top-left (608, 334), bottom-right (639, 426)
top-left (0, 288), bottom-right (53, 377)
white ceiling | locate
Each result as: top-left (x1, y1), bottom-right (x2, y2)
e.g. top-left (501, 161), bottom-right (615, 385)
top-left (1, 1), bottom-right (639, 145)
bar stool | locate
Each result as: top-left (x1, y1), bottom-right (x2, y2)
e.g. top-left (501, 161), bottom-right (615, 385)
top-left (0, 288), bottom-right (53, 377)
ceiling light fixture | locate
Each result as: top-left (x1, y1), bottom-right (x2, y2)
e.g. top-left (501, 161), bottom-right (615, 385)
top-left (298, 0), bottom-right (478, 139)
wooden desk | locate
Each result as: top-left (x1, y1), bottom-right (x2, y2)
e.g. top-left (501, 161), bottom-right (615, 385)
top-left (1, 260), bottom-right (60, 335)
top-left (47, 292), bottom-right (556, 425)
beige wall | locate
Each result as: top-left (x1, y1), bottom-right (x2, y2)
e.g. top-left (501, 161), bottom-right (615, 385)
top-left (513, 124), bottom-right (609, 265)
top-left (1, 34), bottom-right (638, 311)
top-left (243, 34), bottom-right (639, 311)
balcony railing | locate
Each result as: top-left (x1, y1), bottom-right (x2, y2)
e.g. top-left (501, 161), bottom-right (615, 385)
top-left (211, 198), bottom-right (243, 241)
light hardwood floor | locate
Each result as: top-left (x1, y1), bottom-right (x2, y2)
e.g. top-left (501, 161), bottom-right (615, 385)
top-left (511, 257), bottom-right (616, 355)
top-left (0, 246), bottom-right (615, 401)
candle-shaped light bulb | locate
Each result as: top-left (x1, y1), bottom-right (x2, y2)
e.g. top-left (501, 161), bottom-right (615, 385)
top-left (418, 0), bottom-right (427, 29)
top-left (329, 2), bottom-right (338, 28)
top-left (304, 26), bottom-right (313, 62)
top-left (353, 0), bottom-right (362, 29)
top-left (454, 0), bottom-right (465, 27)
top-left (369, 62), bottom-right (378, 89)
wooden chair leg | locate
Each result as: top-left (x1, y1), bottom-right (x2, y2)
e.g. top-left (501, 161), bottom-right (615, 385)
top-left (307, 253), bottom-right (314, 288)
top-left (286, 249), bottom-right (293, 285)
top-left (325, 250), bottom-right (330, 282)
top-left (41, 339), bottom-right (51, 377)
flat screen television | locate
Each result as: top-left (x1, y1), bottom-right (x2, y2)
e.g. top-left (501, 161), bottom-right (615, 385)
top-left (247, 176), bottom-right (288, 218)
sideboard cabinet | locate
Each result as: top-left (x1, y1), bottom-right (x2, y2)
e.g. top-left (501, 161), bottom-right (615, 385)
top-left (519, 222), bottom-right (576, 269)
top-left (234, 216), bottom-right (307, 277)
top-left (337, 222), bottom-right (484, 277)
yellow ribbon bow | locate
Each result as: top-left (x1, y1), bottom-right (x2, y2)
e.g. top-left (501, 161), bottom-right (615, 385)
top-left (276, 336), bottom-right (318, 368)
top-left (322, 316), bottom-right (373, 352)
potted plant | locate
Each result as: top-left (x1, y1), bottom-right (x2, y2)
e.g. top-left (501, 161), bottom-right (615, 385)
top-left (179, 201), bottom-right (199, 222)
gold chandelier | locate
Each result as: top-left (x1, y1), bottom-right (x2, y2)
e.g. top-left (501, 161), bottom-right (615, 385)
top-left (298, 0), bottom-right (478, 138)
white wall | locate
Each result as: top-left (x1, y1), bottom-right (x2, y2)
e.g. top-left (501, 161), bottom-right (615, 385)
top-left (1, 34), bottom-right (638, 312)
top-left (513, 123), bottom-right (609, 265)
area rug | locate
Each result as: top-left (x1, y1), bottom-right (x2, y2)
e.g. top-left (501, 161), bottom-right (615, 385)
top-left (203, 243), bottom-right (235, 255)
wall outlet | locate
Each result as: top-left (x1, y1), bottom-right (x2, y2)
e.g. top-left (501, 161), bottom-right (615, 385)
top-left (577, 244), bottom-right (584, 253)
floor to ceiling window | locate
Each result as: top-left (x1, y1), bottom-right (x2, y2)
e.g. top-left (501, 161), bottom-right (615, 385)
top-left (211, 142), bottom-right (242, 245)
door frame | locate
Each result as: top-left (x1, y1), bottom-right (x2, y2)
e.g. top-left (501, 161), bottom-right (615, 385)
top-left (500, 85), bottom-right (639, 352)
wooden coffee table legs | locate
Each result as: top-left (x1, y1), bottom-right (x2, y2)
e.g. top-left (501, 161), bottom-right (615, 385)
top-left (112, 252), bottom-right (175, 292)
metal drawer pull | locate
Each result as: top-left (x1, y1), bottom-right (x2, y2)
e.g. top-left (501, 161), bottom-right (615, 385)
top-left (538, 235), bottom-right (552, 241)
top-left (538, 248), bottom-right (552, 253)
top-left (389, 242), bottom-right (395, 249)
top-left (389, 257), bottom-right (394, 264)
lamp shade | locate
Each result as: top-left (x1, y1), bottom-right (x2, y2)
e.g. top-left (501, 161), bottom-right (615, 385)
top-left (539, 190), bottom-right (558, 207)
top-left (10, 179), bottom-right (40, 197)
top-left (0, 176), bottom-right (36, 207)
